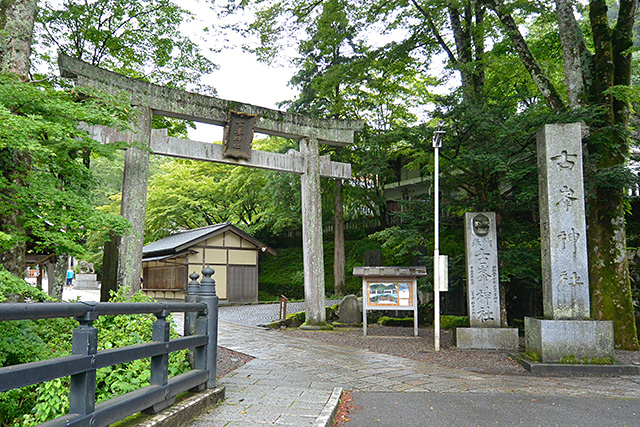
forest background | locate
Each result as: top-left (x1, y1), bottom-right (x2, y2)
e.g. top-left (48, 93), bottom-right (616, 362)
top-left (2, 0), bottom-right (640, 423)
top-left (1, 0), bottom-right (640, 391)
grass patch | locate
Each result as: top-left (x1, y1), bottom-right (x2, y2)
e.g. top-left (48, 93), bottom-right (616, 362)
top-left (559, 355), bottom-right (615, 365)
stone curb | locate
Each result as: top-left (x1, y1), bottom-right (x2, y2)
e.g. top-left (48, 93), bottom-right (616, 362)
top-left (313, 387), bottom-right (343, 427)
top-left (134, 386), bottom-right (225, 427)
top-left (511, 353), bottom-right (640, 376)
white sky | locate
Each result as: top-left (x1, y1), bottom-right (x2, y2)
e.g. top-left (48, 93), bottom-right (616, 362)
top-left (180, 0), bottom-right (299, 142)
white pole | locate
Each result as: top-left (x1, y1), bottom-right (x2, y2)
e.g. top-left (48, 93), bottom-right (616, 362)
top-left (433, 122), bottom-right (444, 352)
top-left (434, 144), bottom-right (440, 352)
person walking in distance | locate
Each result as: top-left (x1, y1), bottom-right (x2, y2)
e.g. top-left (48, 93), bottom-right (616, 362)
top-left (66, 267), bottom-right (74, 288)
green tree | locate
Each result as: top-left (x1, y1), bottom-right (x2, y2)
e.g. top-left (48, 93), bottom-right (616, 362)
top-left (144, 138), bottom-right (302, 243)
top-left (484, 0), bottom-right (638, 350)
top-left (37, 0), bottom-right (215, 92)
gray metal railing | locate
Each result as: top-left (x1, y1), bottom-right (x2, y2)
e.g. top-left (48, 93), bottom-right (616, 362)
top-left (0, 266), bottom-right (220, 427)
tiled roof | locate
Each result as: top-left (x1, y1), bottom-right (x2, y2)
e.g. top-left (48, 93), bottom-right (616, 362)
top-left (142, 223), bottom-right (230, 255)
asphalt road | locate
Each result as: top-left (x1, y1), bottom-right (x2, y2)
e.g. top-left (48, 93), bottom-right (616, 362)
top-left (344, 392), bottom-right (640, 427)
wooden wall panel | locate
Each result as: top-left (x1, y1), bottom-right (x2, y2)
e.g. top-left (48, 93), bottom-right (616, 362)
top-left (143, 265), bottom-right (187, 290)
top-left (227, 265), bottom-right (257, 303)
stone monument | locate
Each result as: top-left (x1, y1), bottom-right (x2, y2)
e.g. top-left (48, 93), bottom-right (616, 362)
top-left (525, 123), bottom-right (614, 362)
top-left (338, 295), bottom-right (362, 324)
top-left (456, 212), bottom-right (518, 349)
top-left (74, 261), bottom-right (100, 290)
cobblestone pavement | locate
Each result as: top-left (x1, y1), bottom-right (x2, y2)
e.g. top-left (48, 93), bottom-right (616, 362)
top-left (187, 320), bottom-right (640, 426)
top-left (218, 300), bottom-right (341, 327)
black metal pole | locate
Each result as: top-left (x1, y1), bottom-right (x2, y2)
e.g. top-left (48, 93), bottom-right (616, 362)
top-left (69, 304), bottom-right (98, 419)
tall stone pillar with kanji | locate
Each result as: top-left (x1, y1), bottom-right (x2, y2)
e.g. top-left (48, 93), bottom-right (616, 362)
top-left (525, 123), bottom-right (614, 363)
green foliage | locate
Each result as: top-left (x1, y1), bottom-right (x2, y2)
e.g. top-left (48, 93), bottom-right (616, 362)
top-left (144, 138), bottom-right (302, 243)
top-left (439, 315), bottom-right (469, 330)
top-left (284, 311), bottom-right (306, 327)
top-left (21, 379), bottom-right (69, 427)
top-left (257, 291), bottom-right (281, 302)
top-left (37, 0), bottom-right (216, 93)
top-left (0, 268), bottom-right (50, 302)
top-left (524, 350), bottom-right (540, 362)
top-left (259, 238), bottom-right (379, 299)
top-left (0, 74), bottom-right (132, 261)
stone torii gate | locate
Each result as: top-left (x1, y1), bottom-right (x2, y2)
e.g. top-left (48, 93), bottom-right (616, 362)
top-left (58, 53), bottom-right (363, 327)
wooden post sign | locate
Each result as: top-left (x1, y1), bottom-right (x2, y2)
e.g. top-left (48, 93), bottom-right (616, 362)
top-left (352, 266), bottom-right (427, 337)
top-left (223, 111), bottom-right (257, 160)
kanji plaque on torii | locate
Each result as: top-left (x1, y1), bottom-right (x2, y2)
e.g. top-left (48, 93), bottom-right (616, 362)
top-left (223, 111), bottom-right (257, 160)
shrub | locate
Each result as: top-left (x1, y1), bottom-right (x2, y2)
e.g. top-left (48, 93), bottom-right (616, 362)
top-left (378, 316), bottom-right (414, 327)
top-left (439, 315), bottom-right (469, 330)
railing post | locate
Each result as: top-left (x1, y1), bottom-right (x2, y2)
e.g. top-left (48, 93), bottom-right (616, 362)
top-left (69, 303), bottom-right (98, 419)
top-left (184, 272), bottom-right (200, 337)
top-left (197, 266), bottom-right (218, 389)
top-left (190, 305), bottom-right (208, 392)
top-left (143, 308), bottom-right (173, 414)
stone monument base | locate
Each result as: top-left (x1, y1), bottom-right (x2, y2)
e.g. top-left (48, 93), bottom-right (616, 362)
top-left (74, 273), bottom-right (100, 290)
top-left (524, 317), bottom-right (614, 363)
top-left (455, 327), bottom-right (519, 350)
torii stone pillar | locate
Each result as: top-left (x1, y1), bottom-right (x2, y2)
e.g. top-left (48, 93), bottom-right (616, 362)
top-left (300, 136), bottom-right (326, 325)
top-left (118, 107), bottom-right (152, 291)
top-left (58, 53), bottom-right (362, 325)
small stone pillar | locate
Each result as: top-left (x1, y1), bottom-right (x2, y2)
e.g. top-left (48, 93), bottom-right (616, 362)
top-left (184, 272), bottom-right (200, 337)
top-left (526, 123), bottom-right (613, 362)
top-left (456, 212), bottom-right (518, 349)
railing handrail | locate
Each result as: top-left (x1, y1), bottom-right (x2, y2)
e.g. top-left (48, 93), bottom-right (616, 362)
top-left (0, 301), bottom-right (207, 321)
top-left (0, 266), bottom-right (220, 427)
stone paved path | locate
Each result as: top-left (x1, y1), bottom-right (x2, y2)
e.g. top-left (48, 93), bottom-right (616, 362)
top-left (217, 300), bottom-right (341, 327)
top-left (187, 321), bottom-right (640, 426)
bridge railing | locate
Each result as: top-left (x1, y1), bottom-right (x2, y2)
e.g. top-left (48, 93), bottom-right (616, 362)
top-left (0, 267), bottom-right (219, 427)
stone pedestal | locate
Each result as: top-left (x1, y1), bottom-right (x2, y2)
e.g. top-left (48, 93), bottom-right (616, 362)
top-left (456, 327), bottom-right (519, 350)
top-left (74, 273), bottom-right (100, 290)
top-left (525, 317), bottom-right (614, 363)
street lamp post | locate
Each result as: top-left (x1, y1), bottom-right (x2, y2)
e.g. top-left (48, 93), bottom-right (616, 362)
top-left (432, 121), bottom-right (445, 351)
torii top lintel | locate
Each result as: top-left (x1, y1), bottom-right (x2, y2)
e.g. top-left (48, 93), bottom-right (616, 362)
top-left (58, 53), bottom-right (363, 146)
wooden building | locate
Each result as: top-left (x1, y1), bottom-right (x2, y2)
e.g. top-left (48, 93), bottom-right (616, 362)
top-left (141, 223), bottom-right (275, 303)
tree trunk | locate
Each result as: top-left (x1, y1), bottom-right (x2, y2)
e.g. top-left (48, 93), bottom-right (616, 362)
top-left (485, 0), bottom-right (565, 109)
top-left (334, 179), bottom-right (346, 297)
top-left (36, 264), bottom-right (43, 291)
top-left (45, 259), bottom-right (55, 295)
top-left (101, 231), bottom-right (120, 301)
top-left (555, 0), bottom-right (592, 108)
top-left (49, 255), bottom-right (67, 300)
top-left (587, 190), bottom-right (639, 349)
top-left (0, 0), bottom-right (37, 278)
top-left (0, 0), bottom-right (37, 79)
top-left (584, 0), bottom-right (639, 350)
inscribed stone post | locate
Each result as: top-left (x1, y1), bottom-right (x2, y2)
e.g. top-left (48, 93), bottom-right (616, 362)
top-left (523, 123), bottom-right (613, 364)
top-left (464, 212), bottom-right (501, 327)
top-left (537, 123), bottom-right (589, 319)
